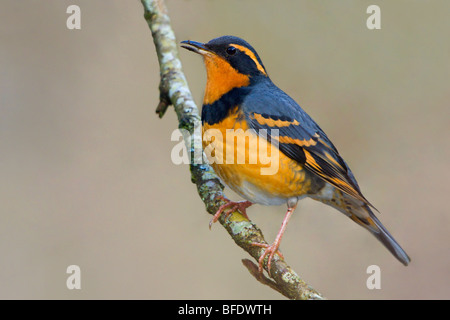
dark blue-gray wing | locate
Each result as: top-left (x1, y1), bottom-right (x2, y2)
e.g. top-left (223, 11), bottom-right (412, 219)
top-left (242, 81), bottom-right (373, 207)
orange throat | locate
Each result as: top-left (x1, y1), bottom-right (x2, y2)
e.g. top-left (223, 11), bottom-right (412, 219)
top-left (202, 54), bottom-right (250, 105)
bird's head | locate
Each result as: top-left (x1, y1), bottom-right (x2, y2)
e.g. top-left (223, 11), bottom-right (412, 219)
top-left (181, 36), bottom-right (267, 105)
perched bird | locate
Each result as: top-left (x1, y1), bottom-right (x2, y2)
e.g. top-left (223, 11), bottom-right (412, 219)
top-left (181, 36), bottom-right (410, 273)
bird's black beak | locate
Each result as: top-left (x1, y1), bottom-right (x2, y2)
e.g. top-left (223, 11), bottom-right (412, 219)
top-left (180, 40), bottom-right (212, 55)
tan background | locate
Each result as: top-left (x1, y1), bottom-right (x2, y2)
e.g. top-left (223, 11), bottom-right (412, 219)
top-left (1, 0), bottom-right (448, 299)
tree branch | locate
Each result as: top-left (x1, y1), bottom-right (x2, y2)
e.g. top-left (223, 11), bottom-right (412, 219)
top-left (141, 0), bottom-right (324, 300)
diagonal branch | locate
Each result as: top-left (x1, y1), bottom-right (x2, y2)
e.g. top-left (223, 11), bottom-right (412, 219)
top-left (141, 0), bottom-right (324, 300)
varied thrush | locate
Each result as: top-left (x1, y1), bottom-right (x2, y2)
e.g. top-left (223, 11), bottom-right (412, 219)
top-left (181, 36), bottom-right (410, 273)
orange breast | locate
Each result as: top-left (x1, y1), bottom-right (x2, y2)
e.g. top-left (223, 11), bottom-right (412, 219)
top-left (202, 109), bottom-right (312, 205)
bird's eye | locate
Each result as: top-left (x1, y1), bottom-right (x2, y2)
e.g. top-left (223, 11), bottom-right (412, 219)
top-left (226, 46), bottom-right (237, 56)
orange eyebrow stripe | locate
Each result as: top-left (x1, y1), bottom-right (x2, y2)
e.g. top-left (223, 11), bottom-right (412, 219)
top-left (251, 113), bottom-right (300, 128)
top-left (231, 44), bottom-right (267, 75)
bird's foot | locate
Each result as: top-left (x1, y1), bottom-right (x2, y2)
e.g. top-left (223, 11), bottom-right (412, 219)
top-left (209, 197), bottom-right (253, 229)
top-left (251, 241), bottom-right (284, 276)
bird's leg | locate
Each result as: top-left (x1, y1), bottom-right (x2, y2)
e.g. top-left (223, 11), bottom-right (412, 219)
top-left (252, 198), bottom-right (298, 276)
top-left (209, 196), bottom-right (253, 229)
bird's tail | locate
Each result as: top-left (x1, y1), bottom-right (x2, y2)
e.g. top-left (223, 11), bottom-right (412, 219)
top-left (312, 187), bottom-right (411, 266)
top-left (349, 206), bottom-right (411, 266)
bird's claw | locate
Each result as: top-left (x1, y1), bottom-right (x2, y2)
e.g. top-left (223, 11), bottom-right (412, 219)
top-left (209, 198), bottom-right (252, 229)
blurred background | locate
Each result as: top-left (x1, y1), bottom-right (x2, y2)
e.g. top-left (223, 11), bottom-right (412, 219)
top-left (0, 0), bottom-right (448, 299)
